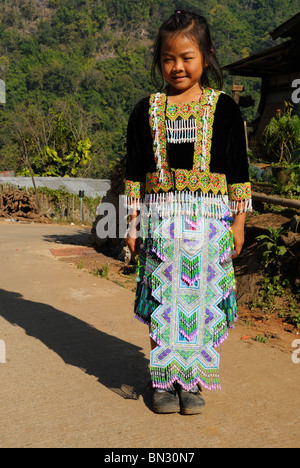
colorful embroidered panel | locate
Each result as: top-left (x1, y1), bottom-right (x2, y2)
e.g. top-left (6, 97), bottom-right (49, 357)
top-left (146, 204), bottom-right (235, 391)
top-left (149, 88), bottom-right (222, 174)
top-left (145, 170), bottom-right (227, 195)
top-left (125, 179), bottom-right (145, 199)
top-left (167, 101), bottom-right (201, 121)
top-left (228, 181), bottom-right (252, 201)
top-left (125, 90), bottom-right (252, 218)
top-left (166, 101), bottom-right (199, 144)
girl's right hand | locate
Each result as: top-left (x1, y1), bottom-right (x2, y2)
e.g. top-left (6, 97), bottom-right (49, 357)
top-left (126, 235), bottom-right (140, 256)
top-left (127, 210), bottom-right (141, 255)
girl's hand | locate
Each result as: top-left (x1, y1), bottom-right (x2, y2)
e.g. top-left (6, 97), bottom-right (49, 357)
top-left (126, 210), bottom-right (141, 256)
top-left (231, 210), bottom-right (246, 258)
top-left (126, 234), bottom-right (141, 256)
top-left (231, 223), bottom-right (245, 258)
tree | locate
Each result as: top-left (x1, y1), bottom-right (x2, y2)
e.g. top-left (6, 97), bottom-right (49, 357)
top-left (1, 0), bottom-right (299, 179)
top-left (12, 101), bottom-right (93, 177)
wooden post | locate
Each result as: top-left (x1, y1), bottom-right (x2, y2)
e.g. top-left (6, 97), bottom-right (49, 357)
top-left (72, 195), bottom-right (75, 221)
top-left (232, 84), bottom-right (244, 105)
top-left (244, 121), bottom-right (249, 152)
top-left (28, 164), bottom-right (40, 212)
top-left (252, 191), bottom-right (300, 210)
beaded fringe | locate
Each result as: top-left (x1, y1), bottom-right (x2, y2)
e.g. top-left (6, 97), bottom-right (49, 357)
top-left (150, 362), bottom-right (222, 391)
top-left (181, 254), bottom-right (201, 287)
top-left (123, 192), bottom-right (252, 218)
top-left (179, 309), bottom-right (198, 342)
top-left (166, 118), bottom-right (198, 144)
top-left (230, 198), bottom-right (252, 214)
top-left (219, 291), bottom-right (238, 328)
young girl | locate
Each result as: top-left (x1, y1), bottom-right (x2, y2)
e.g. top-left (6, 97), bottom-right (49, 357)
top-left (125, 10), bottom-right (251, 415)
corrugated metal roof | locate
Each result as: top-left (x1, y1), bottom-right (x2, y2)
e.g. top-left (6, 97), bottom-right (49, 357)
top-left (0, 177), bottom-right (111, 198)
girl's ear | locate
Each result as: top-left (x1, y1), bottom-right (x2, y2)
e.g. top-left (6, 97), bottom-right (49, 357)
top-left (204, 49), bottom-right (214, 67)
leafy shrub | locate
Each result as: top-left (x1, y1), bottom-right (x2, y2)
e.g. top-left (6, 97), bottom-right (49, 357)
top-left (261, 102), bottom-right (300, 165)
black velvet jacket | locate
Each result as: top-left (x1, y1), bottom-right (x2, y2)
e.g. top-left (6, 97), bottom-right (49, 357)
top-left (125, 92), bottom-right (250, 198)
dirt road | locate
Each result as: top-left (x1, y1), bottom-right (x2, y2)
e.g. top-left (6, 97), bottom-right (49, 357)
top-left (0, 222), bottom-right (299, 448)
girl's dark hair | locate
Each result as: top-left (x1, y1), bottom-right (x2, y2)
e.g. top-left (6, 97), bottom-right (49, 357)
top-left (151, 10), bottom-right (223, 90)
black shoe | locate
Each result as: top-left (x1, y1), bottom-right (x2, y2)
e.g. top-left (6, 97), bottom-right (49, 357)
top-left (152, 387), bottom-right (180, 414)
top-left (178, 385), bottom-right (206, 415)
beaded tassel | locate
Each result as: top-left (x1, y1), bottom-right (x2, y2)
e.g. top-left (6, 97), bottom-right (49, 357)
top-left (135, 258), bottom-right (141, 283)
top-left (230, 199), bottom-right (253, 214)
top-left (219, 291), bottom-right (237, 327)
top-left (149, 362), bottom-right (222, 391)
top-left (219, 231), bottom-right (233, 264)
top-left (179, 310), bottom-right (198, 341)
top-left (213, 318), bottom-right (228, 347)
top-left (219, 268), bottom-right (236, 299)
top-left (181, 255), bottom-right (201, 287)
top-left (143, 192), bottom-right (228, 220)
top-left (151, 236), bottom-right (166, 262)
top-left (166, 118), bottom-right (198, 144)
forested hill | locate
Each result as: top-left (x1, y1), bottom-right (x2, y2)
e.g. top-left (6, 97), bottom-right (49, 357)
top-left (0, 0), bottom-right (298, 178)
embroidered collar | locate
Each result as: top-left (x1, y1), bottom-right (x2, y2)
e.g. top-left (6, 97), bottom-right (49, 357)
top-left (149, 88), bottom-right (221, 179)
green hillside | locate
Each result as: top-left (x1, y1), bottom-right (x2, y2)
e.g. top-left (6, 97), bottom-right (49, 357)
top-left (0, 0), bottom-right (298, 177)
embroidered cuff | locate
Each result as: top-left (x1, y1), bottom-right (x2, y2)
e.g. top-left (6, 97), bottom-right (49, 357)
top-left (124, 180), bottom-right (145, 212)
top-left (228, 182), bottom-right (252, 214)
top-left (125, 179), bottom-right (145, 199)
top-left (228, 182), bottom-right (251, 201)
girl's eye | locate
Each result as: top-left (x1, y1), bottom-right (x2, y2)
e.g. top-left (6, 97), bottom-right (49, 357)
top-left (184, 57), bottom-right (193, 61)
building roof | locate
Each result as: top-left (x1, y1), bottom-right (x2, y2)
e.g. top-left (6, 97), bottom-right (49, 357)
top-left (223, 39), bottom-right (299, 77)
top-left (0, 177), bottom-right (111, 198)
top-left (270, 11), bottom-right (300, 40)
top-left (223, 12), bottom-right (300, 77)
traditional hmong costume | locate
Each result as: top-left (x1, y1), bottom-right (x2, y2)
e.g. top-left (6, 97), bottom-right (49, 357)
top-left (124, 88), bottom-right (252, 391)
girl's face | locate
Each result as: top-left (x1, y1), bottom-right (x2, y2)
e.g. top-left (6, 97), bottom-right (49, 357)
top-left (160, 32), bottom-right (206, 94)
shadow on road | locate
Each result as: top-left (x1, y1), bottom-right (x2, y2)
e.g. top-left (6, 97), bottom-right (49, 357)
top-left (0, 288), bottom-right (152, 408)
top-left (43, 229), bottom-right (91, 247)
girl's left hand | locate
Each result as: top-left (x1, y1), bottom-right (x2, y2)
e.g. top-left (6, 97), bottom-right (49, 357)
top-left (231, 224), bottom-right (245, 258)
top-left (231, 211), bottom-right (246, 258)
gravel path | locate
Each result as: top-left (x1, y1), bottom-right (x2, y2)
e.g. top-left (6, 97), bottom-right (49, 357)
top-left (0, 222), bottom-right (299, 448)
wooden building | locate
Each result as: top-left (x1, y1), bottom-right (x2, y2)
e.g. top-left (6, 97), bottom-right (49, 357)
top-left (223, 12), bottom-right (300, 153)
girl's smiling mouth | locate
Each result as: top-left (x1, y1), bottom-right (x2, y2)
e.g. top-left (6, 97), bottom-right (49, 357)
top-left (172, 76), bottom-right (187, 81)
